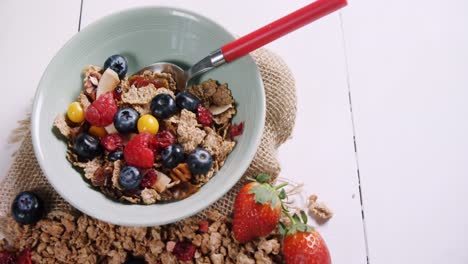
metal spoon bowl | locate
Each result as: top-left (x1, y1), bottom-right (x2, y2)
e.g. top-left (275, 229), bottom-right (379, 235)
top-left (134, 0), bottom-right (347, 90)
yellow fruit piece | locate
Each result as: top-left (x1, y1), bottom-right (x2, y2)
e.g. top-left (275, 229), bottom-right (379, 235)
top-left (67, 102), bottom-right (85, 123)
top-left (89, 126), bottom-right (107, 138)
top-left (137, 114), bottom-right (159, 135)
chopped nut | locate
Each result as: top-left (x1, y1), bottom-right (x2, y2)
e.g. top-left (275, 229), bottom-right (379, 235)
top-left (152, 170), bottom-right (172, 193)
top-left (141, 188), bottom-right (160, 204)
top-left (91, 163), bottom-right (113, 187)
top-left (170, 163), bottom-right (192, 182)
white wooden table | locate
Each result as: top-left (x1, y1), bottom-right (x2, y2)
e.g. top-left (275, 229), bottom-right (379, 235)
top-left (1, 0), bottom-right (467, 263)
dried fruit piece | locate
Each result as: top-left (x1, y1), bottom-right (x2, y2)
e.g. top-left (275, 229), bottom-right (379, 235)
top-left (100, 134), bottom-right (123, 152)
top-left (198, 220), bottom-right (209, 233)
top-left (141, 170), bottom-right (158, 188)
top-left (88, 125), bottom-right (107, 138)
top-left (196, 105), bottom-right (213, 126)
top-left (230, 122), bottom-right (245, 139)
top-left (130, 76), bottom-right (151, 88)
top-left (123, 132), bottom-right (155, 168)
top-left (92, 164), bottom-right (113, 187)
top-left (113, 85), bottom-right (123, 100)
top-left (85, 91), bottom-right (118, 127)
top-left (152, 170), bottom-right (172, 192)
top-left (172, 241), bottom-right (196, 261)
top-left (0, 251), bottom-right (16, 264)
top-left (155, 131), bottom-right (175, 150)
top-left (96, 68), bottom-right (120, 98)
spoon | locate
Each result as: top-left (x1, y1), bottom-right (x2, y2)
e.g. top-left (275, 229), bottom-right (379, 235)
top-left (136, 0), bottom-right (347, 91)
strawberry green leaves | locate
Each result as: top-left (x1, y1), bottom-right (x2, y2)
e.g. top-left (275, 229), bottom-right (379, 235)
top-left (247, 174), bottom-right (287, 209)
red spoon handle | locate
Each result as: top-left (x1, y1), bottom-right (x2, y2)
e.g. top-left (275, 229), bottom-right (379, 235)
top-left (220, 0), bottom-right (347, 62)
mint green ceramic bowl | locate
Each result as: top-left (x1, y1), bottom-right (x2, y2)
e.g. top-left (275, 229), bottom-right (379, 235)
top-left (31, 7), bottom-right (265, 226)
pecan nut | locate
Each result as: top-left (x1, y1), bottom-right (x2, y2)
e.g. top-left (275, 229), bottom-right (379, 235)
top-left (169, 163), bottom-right (192, 182)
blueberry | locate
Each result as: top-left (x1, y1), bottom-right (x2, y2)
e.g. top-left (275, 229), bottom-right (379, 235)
top-left (124, 257), bottom-right (146, 264)
top-left (11, 191), bottom-right (44, 224)
top-left (103, 54), bottom-right (128, 79)
top-left (108, 150), bottom-right (123, 161)
top-left (175, 91), bottom-right (201, 112)
top-left (114, 107), bottom-right (140, 133)
top-left (150, 94), bottom-right (177, 119)
top-left (74, 133), bottom-right (103, 159)
top-left (118, 166), bottom-right (142, 190)
top-left (161, 144), bottom-right (185, 169)
top-left (187, 148), bottom-right (213, 175)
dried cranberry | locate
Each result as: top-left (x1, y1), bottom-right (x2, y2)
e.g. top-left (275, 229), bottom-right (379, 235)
top-left (0, 251), bottom-right (16, 264)
top-left (151, 78), bottom-right (168, 88)
top-left (196, 105), bottom-right (213, 126)
top-left (132, 77), bottom-right (150, 88)
top-left (230, 122), bottom-right (245, 139)
top-left (113, 85), bottom-right (122, 100)
top-left (198, 220), bottom-right (209, 233)
top-left (100, 134), bottom-right (123, 152)
top-left (155, 131), bottom-right (175, 149)
top-left (172, 241), bottom-right (196, 261)
top-left (17, 249), bottom-right (32, 264)
top-left (141, 170), bottom-right (158, 188)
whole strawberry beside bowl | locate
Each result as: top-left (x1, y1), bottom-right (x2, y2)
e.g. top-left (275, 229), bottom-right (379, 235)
top-left (233, 174), bottom-right (286, 243)
top-left (281, 212), bottom-right (332, 264)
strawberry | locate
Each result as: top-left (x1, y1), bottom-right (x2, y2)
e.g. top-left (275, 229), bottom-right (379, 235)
top-left (281, 212), bottom-right (331, 264)
top-left (233, 174), bottom-right (287, 243)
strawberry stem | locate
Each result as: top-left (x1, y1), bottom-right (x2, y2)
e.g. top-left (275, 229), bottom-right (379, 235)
top-left (275, 183), bottom-right (288, 190)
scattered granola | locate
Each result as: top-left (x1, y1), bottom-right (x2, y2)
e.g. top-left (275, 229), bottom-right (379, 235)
top-left (53, 55), bottom-right (241, 205)
top-left (308, 194), bottom-right (333, 221)
top-left (0, 210), bottom-right (283, 263)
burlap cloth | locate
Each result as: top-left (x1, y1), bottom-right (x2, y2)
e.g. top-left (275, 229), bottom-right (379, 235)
top-left (0, 49), bottom-right (296, 227)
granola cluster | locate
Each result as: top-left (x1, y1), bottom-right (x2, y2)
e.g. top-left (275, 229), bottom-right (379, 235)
top-left (54, 65), bottom-right (240, 205)
top-left (0, 210), bottom-right (283, 263)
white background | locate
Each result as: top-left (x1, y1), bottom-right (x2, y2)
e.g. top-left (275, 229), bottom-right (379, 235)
top-left (1, 0), bottom-right (468, 263)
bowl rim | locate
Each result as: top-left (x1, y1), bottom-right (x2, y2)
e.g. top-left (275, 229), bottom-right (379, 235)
top-left (31, 6), bottom-right (266, 226)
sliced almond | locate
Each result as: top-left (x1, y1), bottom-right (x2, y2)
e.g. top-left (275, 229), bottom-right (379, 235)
top-left (89, 76), bottom-right (99, 86)
top-left (104, 123), bottom-right (118, 134)
top-left (152, 170), bottom-right (172, 193)
top-left (96, 68), bottom-right (120, 98)
top-left (208, 104), bottom-right (232, 115)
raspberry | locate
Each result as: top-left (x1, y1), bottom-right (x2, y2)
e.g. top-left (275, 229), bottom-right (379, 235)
top-left (196, 105), bottom-right (213, 126)
top-left (198, 220), bottom-right (209, 233)
top-left (172, 241), bottom-right (196, 261)
top-left (100, 134), bottom-right (123, 152)
top-left (141, 170), bottom-right (158, 188)
top-left (0, 251), bottom-right (16, 264)
top-left (123, 132), bottom-right (155, 168)
top-left (230, 122), bottom-right (245, 139)
top-left (155, 131), bottom-right (175, 149)
top-left (17, 249), bottom-right (32, 264)
top-left (85, 92), bottom-right (118, 127)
